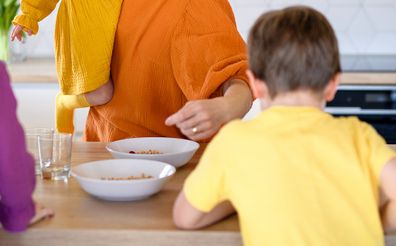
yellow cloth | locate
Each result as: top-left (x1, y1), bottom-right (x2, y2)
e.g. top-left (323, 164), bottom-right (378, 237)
top-left (55, 93), bottom-right (90, 133)
top-left (184, 106), bottom-right (396, 246)
top-left (13, 0), bottom-right (123, 95)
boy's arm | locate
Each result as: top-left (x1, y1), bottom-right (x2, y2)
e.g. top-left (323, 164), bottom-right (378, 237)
top-left (13, 0), bottom-right (59, 34)
top-left (173, 191), bottom-right (235, 230)
top-left (380, 157), bottom-right (396, 233)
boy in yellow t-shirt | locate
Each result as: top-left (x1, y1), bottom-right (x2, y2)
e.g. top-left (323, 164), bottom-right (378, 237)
top-left (11, 0), bottom-right (123, 134)
top-left (173, 6), bottom-right (396, 246)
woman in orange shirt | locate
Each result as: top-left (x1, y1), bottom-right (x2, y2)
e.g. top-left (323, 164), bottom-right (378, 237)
top-left (85, 0), bottom-right (253, 142)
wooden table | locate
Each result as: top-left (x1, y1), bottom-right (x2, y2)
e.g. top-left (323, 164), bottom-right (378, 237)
top-left (0, 142), bottom-right (242, 246)
top-left (1, 142), bottom-right (395, 246)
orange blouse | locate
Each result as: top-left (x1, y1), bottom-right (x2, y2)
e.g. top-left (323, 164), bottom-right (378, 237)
top-left (85, 0), bottom-right (248, 142)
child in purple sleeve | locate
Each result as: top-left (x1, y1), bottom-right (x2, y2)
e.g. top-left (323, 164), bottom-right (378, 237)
top-left (0, 62), bottom-right (53, 232)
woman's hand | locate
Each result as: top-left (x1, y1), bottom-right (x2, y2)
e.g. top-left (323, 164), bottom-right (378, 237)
top-left (165, 98), bottom-right (229, 141)
top-left (166, 79), bottom-right (252, 141)
top-left (11, 24), bottom-right (33, 42)
top-left (29, 202), bottom-right (54, 226)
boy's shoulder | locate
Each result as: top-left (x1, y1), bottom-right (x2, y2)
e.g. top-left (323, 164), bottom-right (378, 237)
top-left (211, 117), bottom-right (269, 149)
top-left (209, 119), bottom-right (252, 147)
top-left (326, 114), bottom-right (384, 144)
top-left (217, 118), bottom-right (253, 137)
top-left (331, 115), bottom-right (371, 131)
top-left (216, 113), bottom-right (377, 143)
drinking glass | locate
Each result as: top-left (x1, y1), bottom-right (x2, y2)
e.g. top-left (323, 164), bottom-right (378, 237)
top-left (25, 128), bottom-right (54, 175)
top-left (38, 133), bottom-right (72, 181)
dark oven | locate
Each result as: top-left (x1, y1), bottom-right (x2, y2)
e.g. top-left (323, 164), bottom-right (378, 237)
top-left (325, 55), bottom-right (396, 144)
top-left (326, 85), bottom-right (396, 144)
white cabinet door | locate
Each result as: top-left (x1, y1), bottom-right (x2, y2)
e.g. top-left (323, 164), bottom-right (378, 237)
top-left (12, 83), bottom-right (259, 135)
top-left (12, 83), bottom-right (89, 135)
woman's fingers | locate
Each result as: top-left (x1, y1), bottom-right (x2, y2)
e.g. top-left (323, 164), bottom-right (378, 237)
top-left (176, 113), bottom-right (203, 130)
top-left (165, 102), bottom-right (196, 126)
top-left (166, 99), bottom-right (225, 141)
top-left (180, 120), bottom-right (211, 136)
top-left (186, 127), bottom-right (217, 141)
top-left (178, 112), bottom-right (219, 141)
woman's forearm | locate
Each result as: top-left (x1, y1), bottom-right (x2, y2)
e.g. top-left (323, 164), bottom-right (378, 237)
top-left (222, 79), bottom-right (253, 122)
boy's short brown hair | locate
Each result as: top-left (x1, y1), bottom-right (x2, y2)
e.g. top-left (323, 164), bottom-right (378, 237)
top-left (248, 6), bottom-right (341, 97)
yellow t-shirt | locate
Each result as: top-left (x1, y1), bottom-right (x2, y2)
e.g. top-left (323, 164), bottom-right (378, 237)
top-left (184, 106), bottom-right (396, 246)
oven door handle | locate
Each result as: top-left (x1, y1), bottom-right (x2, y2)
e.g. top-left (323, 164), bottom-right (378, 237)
top-left (325, 107), bottom-right (396, 115)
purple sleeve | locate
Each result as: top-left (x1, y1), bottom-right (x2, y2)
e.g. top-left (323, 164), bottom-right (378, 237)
top-left (0, 62), bottom-right (35, 232)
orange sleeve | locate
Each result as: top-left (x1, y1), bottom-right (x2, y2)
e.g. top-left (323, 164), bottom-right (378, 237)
top-left (171, 0), bottom-right (248, 101)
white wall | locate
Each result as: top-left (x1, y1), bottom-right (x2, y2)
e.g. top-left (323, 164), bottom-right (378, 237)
top-left (230, 0), bottom-right (396, 54)
top-left (20, 0), bottom-right (396, 57)
top-left (13, 0), bottom-right (396, 130)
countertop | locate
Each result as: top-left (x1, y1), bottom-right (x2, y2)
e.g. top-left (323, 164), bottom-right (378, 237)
top-left (0, 142), bottom-right (395, 246)
top-left (7, 58), bottom-right (396, 85)
top-left (8, 58), bottom-right (57, 83)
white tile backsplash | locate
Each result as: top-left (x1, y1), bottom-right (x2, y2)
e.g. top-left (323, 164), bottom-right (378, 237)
top-left (364, 6), bottom-right (396, 32)
top-left (22, 0), bottom-right (396, 57)
top-left (230, 0), bottom-right (396, 55)
top-left (327, 6), bottom-right (361, 32)
top-left (347, 10), bottom-right (376, 51)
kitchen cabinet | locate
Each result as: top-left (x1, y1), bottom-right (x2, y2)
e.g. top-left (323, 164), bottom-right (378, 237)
top-left (8, 58), bottom-right (88, 136)
top-left (8, 58), bottom-right (396, 133)
top-left (12, 83), bottom-right (89, 136)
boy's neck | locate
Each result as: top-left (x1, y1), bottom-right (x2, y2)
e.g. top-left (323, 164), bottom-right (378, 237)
top-left (267, 91), bottom-right (325, 110)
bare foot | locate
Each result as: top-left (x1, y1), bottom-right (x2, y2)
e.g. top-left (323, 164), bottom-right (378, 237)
top-left (85, 78), bottom-right (114, 106)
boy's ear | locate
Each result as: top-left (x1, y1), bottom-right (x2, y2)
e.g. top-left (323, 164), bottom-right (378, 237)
top-left (246, 70), bottom-right (268, 99)
top-left (324, 73), bottom-right (340, 102)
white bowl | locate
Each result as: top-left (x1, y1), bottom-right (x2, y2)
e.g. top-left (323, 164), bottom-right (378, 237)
top-left (106, 137), bottom-right (200, 168)
top-left (71, 159), bottom-right (176, 201)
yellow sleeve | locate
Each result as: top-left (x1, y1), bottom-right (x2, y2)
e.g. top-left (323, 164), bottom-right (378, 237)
top-left (170, 0), bottom-right (248, 100)
top-left (12, 0), bottom-right (59, 34)
top-left (183, 131), bottom-right (230, 212)
top-left (358, 121), bottom-right (396, 188)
